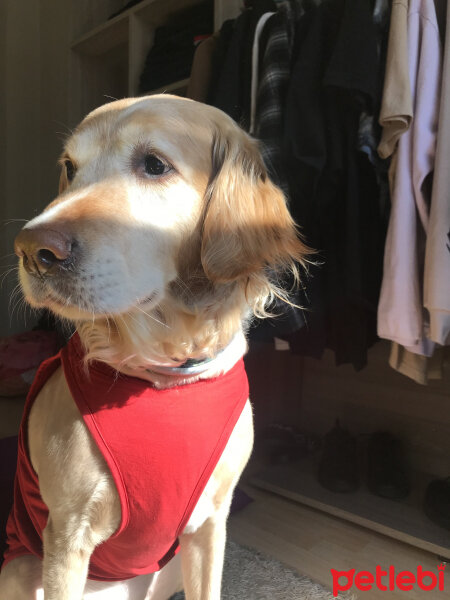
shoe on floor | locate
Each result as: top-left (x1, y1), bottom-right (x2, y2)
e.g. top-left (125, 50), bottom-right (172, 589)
top-left (424, 477), bottom-right (450, 530)
top-left (258, 424), bottom-right (309, 465)
top-left (318, 420), bottom-right (359, 493)
top-left (367, 431), bottom-right (410, 500)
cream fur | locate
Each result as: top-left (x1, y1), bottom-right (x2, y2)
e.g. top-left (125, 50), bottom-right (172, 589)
top-left (1, 95), bottom-right (307, 599)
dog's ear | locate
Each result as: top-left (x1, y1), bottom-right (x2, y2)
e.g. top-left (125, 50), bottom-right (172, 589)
top-left (201, 132), bottom-right (307, 283)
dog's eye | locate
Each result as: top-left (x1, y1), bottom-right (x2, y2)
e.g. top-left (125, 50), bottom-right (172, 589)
top-left (65, 160), bottom-right (76, 182)
top-left (144, 154), bottom-right (171, 177)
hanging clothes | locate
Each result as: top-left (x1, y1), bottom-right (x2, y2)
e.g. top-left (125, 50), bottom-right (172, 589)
top-left (249, 11), bottom-right (276, 134)
top-left (211, 0), bottom-right (278, 129)
top-left (389, 341), bottom-right (446, 385)
top-left (282, 0), bottom-right (384, 370)
top-left (254, 1), bottom-right (303, 192)
top-left (376, 0), bottom-right (448, 384)
top-left (424, 0), bottom-right (450, 347)
top-left (377, 0), bottom-right (412, 161)
top-left (377, 0), bottom-right (442, 356)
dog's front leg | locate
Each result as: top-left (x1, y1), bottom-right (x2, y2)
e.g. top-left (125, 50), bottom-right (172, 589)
top-left (179, 400), bottom-right (253, 600)
top-left (39, 478), bottom-right (119, 600)
top-left (28, 367), bottom-right (121, 600)
top-left (179, 509), bottom-right (228, 600)
top-left (42, 515), bottom-right (94, 600)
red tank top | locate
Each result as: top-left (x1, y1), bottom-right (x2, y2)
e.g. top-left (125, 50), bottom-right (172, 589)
top-left (2, 334), bottom-right (249, 581)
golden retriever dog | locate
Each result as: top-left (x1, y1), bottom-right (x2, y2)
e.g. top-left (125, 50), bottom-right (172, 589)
top-left (0, 95), bottom-right (306, 600)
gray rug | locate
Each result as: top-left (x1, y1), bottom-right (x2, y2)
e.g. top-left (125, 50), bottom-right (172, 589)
top-left (171, 541), bottom-right (355, 600)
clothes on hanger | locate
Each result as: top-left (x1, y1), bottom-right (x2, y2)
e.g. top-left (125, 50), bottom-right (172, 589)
top-left (281, 0), bottom-right (384, 370)
top-left (207, 0), bottom-right (389, 366)
top-left (389, 343), bottom-right (446, 385)
top-left (250, 11), bottom-right (276, 135)
top-left (211, 0), bottom-right (277, 129)
top-left (254, 1), bottom-right (302, 192)
top-left (377, 0), bottom-right (442, 356)
top-left (357, 0), bottom-right (391, 225)
top-left (376, 0), bottom-right (450, 384)
top-left (377, 0), bottom-right (412, 160)
top-left (377, 0), bottom-right (417, 382)
top-left (424, 0), bottom-right (450, 348)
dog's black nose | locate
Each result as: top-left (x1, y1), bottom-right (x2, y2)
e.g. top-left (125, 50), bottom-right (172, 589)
top-left (14, 227), bottom-right (75, 275)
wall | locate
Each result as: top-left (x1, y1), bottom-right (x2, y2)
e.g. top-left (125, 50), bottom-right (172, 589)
top-left (0, 0), bottom-right (42, 337)
top-left (0, 0), bottom-right (123, 336)
top-left (39, 0), bottom-right (72, 208)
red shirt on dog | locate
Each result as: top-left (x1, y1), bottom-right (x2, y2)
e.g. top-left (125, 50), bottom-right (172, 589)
top-left (3, 334), bottom-right (249, 581)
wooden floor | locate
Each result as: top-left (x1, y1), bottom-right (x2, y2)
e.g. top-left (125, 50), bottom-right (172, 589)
top-left (230, 480), bottom-right (450, 599)
top-left (2, 396), bottom-right (449, 598)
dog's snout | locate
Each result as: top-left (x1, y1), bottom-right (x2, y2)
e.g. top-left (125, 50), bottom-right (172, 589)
top-left (14, 227), bottom-right (75, 275)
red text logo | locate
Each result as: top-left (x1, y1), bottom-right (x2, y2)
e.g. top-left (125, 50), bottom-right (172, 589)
top-left (331, 564), bottom-right (446, 596)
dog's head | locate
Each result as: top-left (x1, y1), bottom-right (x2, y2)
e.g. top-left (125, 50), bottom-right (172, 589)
top-left (15, 96), bottom-right (307, 367)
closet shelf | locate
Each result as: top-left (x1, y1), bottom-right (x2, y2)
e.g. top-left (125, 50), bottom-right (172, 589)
top-left (72, 17), bottom-right (129, 56)
top-left (72, 0), bottom-right (204, 55)
top-left (251, 459), bottom-right (450, 559)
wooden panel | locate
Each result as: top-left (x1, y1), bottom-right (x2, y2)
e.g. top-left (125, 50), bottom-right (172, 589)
top-left (136, 0), bottom-right (206, 28)
top-left (70, 0), bottom-right (124, 40)
top-left (72, 0), bottom-right (207, 55)
top-left (251, 461), bottom-right (450, 558)
top-left (72, 15), bottom-right (129, 55)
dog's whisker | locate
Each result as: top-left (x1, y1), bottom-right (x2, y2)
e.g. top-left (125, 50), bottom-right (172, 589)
top-left (9, 282), bottom-right (23, 310)
top-left (0, 252), bottom-right (19, 262)
top-left (105, 315), bottom-right (112, 344)
top-left (117, 314), bottom-right (136, 340)
top-left (111, 316), bottom-right (119, 344)
top-left (9, 285), bottom-right (28, 324)
top-left (1, 218), bottom-right (29, 225)
top-left (52, 119), bottom-right (74, 136)
top-left (133, 304), bottom-right (170, 329)
top-left (0, 266), bottom-right (19, 287)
